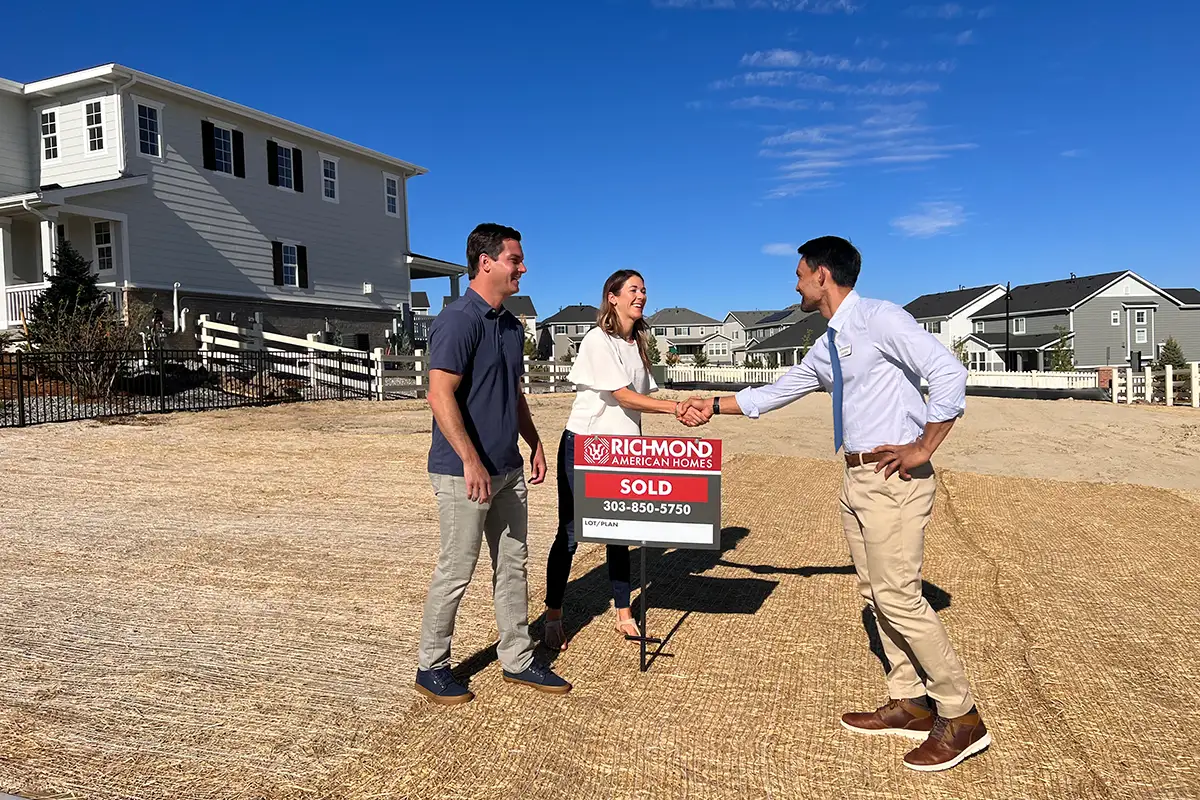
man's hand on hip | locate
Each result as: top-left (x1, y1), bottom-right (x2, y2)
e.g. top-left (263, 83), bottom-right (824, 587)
top-left (870, 440), bottom-right (931, 480)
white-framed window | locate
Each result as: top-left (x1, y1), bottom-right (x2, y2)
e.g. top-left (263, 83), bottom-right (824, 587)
top-left (1110, 310), bottom-right (1120, 326)
top-left (1135, 328), bottom-right (1147, 344)
top-left (383, 173), bottom-right (400, 217)
top-left (84, 99), bottom-right (105, 153)
top-left (1134, 309), bottom-right (1147, 325)
top-left (214, 126), bottom-right (234, 173)
top-left (40, 110), bottom-right (59, 160)
top-left (320, 153), bottom-right (339, 202)
top-left (575, 324), bottom-right (589, 334)
top-left (281, 243), bottom-right (299, 287)
top-left (654, 327), bottom-right (666, 336)
top-left (974, 320), bottom-right (985, 333)
top-left (94, 222), bottom-right (113, 271)
top-left (1012, 317), bottom-right (1026, 334)
top-left (925, 320), bottom-right (942, 334)
top-left (675, 327), bottom-right (687, 336)
top-left (276, 143), bottom-right (294, 190)
top-left (136, 98), bottom-right (163, 159)
top-left (553, 325), bottom-right (567, 335)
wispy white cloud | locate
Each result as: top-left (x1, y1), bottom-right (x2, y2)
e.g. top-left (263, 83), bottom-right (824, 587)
top-left (905, 3), bottom-right (993, 19)
top-left (890, 201), bottom-right (966, 237)
top-left (762, 242), bottom-right (799, 255)
top-left (731, 96), bottom-right (812, 110)
top-left (954, 29), bottom-right (976, 45)
top-left (741, 49), bottom-right (886, 72)
top-left (654, 0), bottom-right (858, 10)
top-left (713, 71), bottom-right (941, 95)
top-left (1061, 149), bottom-right (1086, 158)
top-left (766, 180), bottom-right (843, 199)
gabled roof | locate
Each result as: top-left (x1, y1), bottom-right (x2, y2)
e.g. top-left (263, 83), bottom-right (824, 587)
top-left (410, 292), bottom-right (430, 309)
top-left (725, 310), bottom-right (776, 327)
top-left (749, 315), bottom-right (829, 352)
top-left (1165, 288), bottom-right (1200, 306)
top-left (749, 306), bottom-right (812, 331)
top-left (905, 285), bottom-right (1003, 320)
top-left (970, 331), bottom-right (1073, 351)
top-left (649, 307), bottom-right (722, 326)
top-left (973, 271), bottom-right (1127, 317)
top-left (16, 64), bottom-right (427, 176)
top-left (504, 295), bottom-right (537, 318)
top-left (541, 304), bottom-right (599, 325)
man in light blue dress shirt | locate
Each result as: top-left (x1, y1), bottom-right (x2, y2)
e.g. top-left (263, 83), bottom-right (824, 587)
top-left (684, 236), bottom-right (990, 772)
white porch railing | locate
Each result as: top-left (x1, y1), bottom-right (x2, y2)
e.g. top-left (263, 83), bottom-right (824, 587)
top-left (4, 281), bottom-right (122, 328)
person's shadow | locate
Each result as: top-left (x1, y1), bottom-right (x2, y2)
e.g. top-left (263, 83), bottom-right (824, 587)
top-left (452, 526), bottom-right (775, 682)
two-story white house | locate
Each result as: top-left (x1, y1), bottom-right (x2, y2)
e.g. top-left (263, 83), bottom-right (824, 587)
top-left (0, 63), bottom-right (465, 349)
top-left (537, 304), bottom-right (599, 362)
top-left (903, 284), bottom-right (1007, 371)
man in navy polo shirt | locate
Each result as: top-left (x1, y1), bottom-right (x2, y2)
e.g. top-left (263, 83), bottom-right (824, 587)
top-left (415, 222), bottom-right (571, 704)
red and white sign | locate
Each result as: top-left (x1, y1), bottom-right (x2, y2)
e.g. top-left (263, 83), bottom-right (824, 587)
top-left (576, 434), bottom-right (722, 472)
top-left (584, 472), bottom-right (710, 503)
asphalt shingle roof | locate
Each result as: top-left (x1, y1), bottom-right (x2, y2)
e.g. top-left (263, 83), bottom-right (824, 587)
top-left (503, 295), bottom-right (537, 318)
top-left (726, 310), bottom-right (776, 326)
top-left (904, 285), bottom-right (1001, 319)
top-left (648, 307), bottom-right (722, 326)
top-left (748, 315), bottom-right (829, 351)
top-left (974, 271), bottom-right (1127, 316)
top-left (541, 304), bottom-right (599, 325)
top-left (1166, 288), bottom-right (1200, 305)
top-left (410, 291), bottom-right (430, 309)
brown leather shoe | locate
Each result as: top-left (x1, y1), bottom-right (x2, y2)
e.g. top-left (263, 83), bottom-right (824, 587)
top-left (840, 698), bottom-right (935, 740)
top-left (903, 708), bottom-right (991, 771)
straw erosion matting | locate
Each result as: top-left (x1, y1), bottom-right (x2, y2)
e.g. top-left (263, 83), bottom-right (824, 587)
top-left (0, 397), bottom-right (1198, 799)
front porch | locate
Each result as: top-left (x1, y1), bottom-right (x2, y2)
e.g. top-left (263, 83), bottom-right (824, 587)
top-left (0, 206), bottom-right (126, 329)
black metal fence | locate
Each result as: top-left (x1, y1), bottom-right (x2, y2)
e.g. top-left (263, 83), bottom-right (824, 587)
top-left (1, 349), bottom-right (371, 428)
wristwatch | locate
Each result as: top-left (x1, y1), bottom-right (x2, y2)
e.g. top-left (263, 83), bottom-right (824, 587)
top-left (712, 396), bottom-right (721, 415)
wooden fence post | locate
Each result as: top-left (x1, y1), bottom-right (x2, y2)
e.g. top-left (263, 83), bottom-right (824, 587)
top-left (1125, 367), bottom-right (1133, 405)
top-left (306, 333), bottom-right (319, 389)
top-left (1110, 368), bottom-right (1119, 403)
top-left (1165, 364), bottom-right (1174, 406)
top-left (414, 348), bottom-right (424, 398)
top-left (523, 355), bottom-right (531, 395)
top-left (1144, 365), bottom-right (1153, 403)
top-left (1192, 362), bottom-right (1199, 409)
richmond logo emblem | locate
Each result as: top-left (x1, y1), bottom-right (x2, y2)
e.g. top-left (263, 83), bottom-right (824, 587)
top-left (583, 436), bottom-right (611, 465)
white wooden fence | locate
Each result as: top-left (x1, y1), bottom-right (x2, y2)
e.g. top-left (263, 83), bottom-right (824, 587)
top-left (1111, 363), bottom-right (1200, 407)
top-left (197, 316), bottom-right (574, 400)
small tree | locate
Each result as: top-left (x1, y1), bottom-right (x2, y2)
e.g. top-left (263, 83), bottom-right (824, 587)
top-left (25, 241), bottom-right (109, 343)
top-left (743, 354), bottom-right (764, 368)
top-left (1047, 325), bottom-right (1074, 371)
top-left (646, 332), bottom-right (661, 365)
top-left (1156, 336), bottom-right (1187, 370)
top-left (950, 337), bottom-right (970, 367)
top-left (799, 328), bottom-right (815, 357)
top-left (693, 351), bottom-right (709, 368)
top-left (664, 351), bottom-right (680, 366)
top-left (523, 332), bottom-right (538, 359)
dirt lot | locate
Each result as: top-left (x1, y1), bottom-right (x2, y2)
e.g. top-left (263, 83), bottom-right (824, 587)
top-left (1, 393), bottom-right (1198, 799)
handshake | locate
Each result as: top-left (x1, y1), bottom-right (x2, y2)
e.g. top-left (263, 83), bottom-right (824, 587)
top-left (672, 397), bottom-right (714, 428)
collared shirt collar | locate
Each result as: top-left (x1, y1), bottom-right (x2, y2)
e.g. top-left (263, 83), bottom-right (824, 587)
top-left (827, 289), bottom-right (861, 333)
top-left (465, 286), bottom-right (508, 319)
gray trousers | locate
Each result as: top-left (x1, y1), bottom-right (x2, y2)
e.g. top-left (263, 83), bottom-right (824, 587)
top-left (418, 467), bottom-right (536, 674)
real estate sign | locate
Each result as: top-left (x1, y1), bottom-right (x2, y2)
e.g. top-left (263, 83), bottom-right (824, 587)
top-left (574, 434), bottom-right (722, 550)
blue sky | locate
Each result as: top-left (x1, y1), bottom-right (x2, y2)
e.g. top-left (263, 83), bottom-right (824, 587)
top-left (3, 0), bottom-right (1198, 320)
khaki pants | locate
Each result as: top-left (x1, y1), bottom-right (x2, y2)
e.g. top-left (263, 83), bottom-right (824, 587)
top-left (418, 468), bottom-right (535, 675)
top-left (840, 461), bottom-right (975, 718)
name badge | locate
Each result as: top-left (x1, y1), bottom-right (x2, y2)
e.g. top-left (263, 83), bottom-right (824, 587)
top-left (838, 341), bottom-right (853, 358)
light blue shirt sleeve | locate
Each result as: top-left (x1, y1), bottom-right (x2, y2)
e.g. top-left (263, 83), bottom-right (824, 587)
top-left (870, 304), bottom-right (968, 423)
top-left (734, 350), bottom-right (822, 419)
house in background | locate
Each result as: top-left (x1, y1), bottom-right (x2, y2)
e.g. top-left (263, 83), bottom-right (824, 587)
top-left (648, 307), bottom-right (731, 364)
top-left (537, 303), bottom-right (598, 362)
top-left (964, 270), bottom-right (1200, 371)
top-left (746, 313), bottom-right (829, 366)
top-left (742, 305), bottom-right (813, 355)
top-left (723, 310), bottom-right (775, 365)
top-left (409, 291), bottom-right (430, 315)
top-left (0, 63), bottom-right (465, 349)
top-left (904, 284), bottom-right (1006, 371)
top-left (505, 295), bottom-right (537, 343)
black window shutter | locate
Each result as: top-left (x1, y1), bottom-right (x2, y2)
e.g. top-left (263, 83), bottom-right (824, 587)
top-left (272, 241), bottom-right (284, 285)
top-left (267, 140), bottom-right (279, 186)
top-left (297, 245), bottom-right (309, 288)
top-left (201, 120), bottom-right (216, 171)
top-left (232, 130), bottom-right (246, 178)
top-left (292, 148), bottom-right (304, 192)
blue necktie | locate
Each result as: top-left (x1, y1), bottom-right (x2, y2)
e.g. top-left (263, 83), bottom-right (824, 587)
top-left (827, 327), bottom-right (844, 453)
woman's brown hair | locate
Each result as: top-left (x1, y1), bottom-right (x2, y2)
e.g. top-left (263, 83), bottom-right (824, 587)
top-left (596, 269), bottom-right (651, 371)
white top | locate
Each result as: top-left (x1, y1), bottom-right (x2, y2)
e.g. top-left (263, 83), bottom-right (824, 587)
top-left (566, 327), bottom-right (659, 436)
top-left (734, 290), bottom-right (968, 453)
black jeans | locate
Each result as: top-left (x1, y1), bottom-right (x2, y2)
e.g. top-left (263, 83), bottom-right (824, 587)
top-left (545, 429), bottom-right (632, 610)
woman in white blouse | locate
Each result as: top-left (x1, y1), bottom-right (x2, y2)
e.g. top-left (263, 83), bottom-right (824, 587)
top-left (543, 269), bottom-right (702, 650)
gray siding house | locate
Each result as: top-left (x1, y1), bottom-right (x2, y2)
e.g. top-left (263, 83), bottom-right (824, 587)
top-left (0, 64), bottom-right (465, 349)
top-left (648, 307), bottom-right (730, 364)
top-left (538, 304), bottom-right (599, 362)
top-left (966, 271), bottom-right (1200, 370)
top-left (723, 310), bottom-right (774, 365)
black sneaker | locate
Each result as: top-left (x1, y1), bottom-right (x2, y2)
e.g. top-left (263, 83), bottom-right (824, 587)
top-left (415, 667), bottom-right (475, 705)
top-left (502, 662), bottom-right (572, 694)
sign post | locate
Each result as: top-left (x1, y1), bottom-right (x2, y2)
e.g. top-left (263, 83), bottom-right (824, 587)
top-left (574, 433), bottom-right (722, 671)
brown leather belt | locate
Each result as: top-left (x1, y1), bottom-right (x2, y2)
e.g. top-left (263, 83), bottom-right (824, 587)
top-left (844, 451), bottom-right (884, 466)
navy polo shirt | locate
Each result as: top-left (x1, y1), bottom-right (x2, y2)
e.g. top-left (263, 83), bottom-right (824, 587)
top-left (427, 288), bottom-right (526, 477)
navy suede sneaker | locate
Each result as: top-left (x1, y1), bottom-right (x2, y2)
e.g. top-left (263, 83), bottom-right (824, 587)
top-left (502, 662), bottom-right (572, 694)
top-left (415, 668), bottom-right (475, 705)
